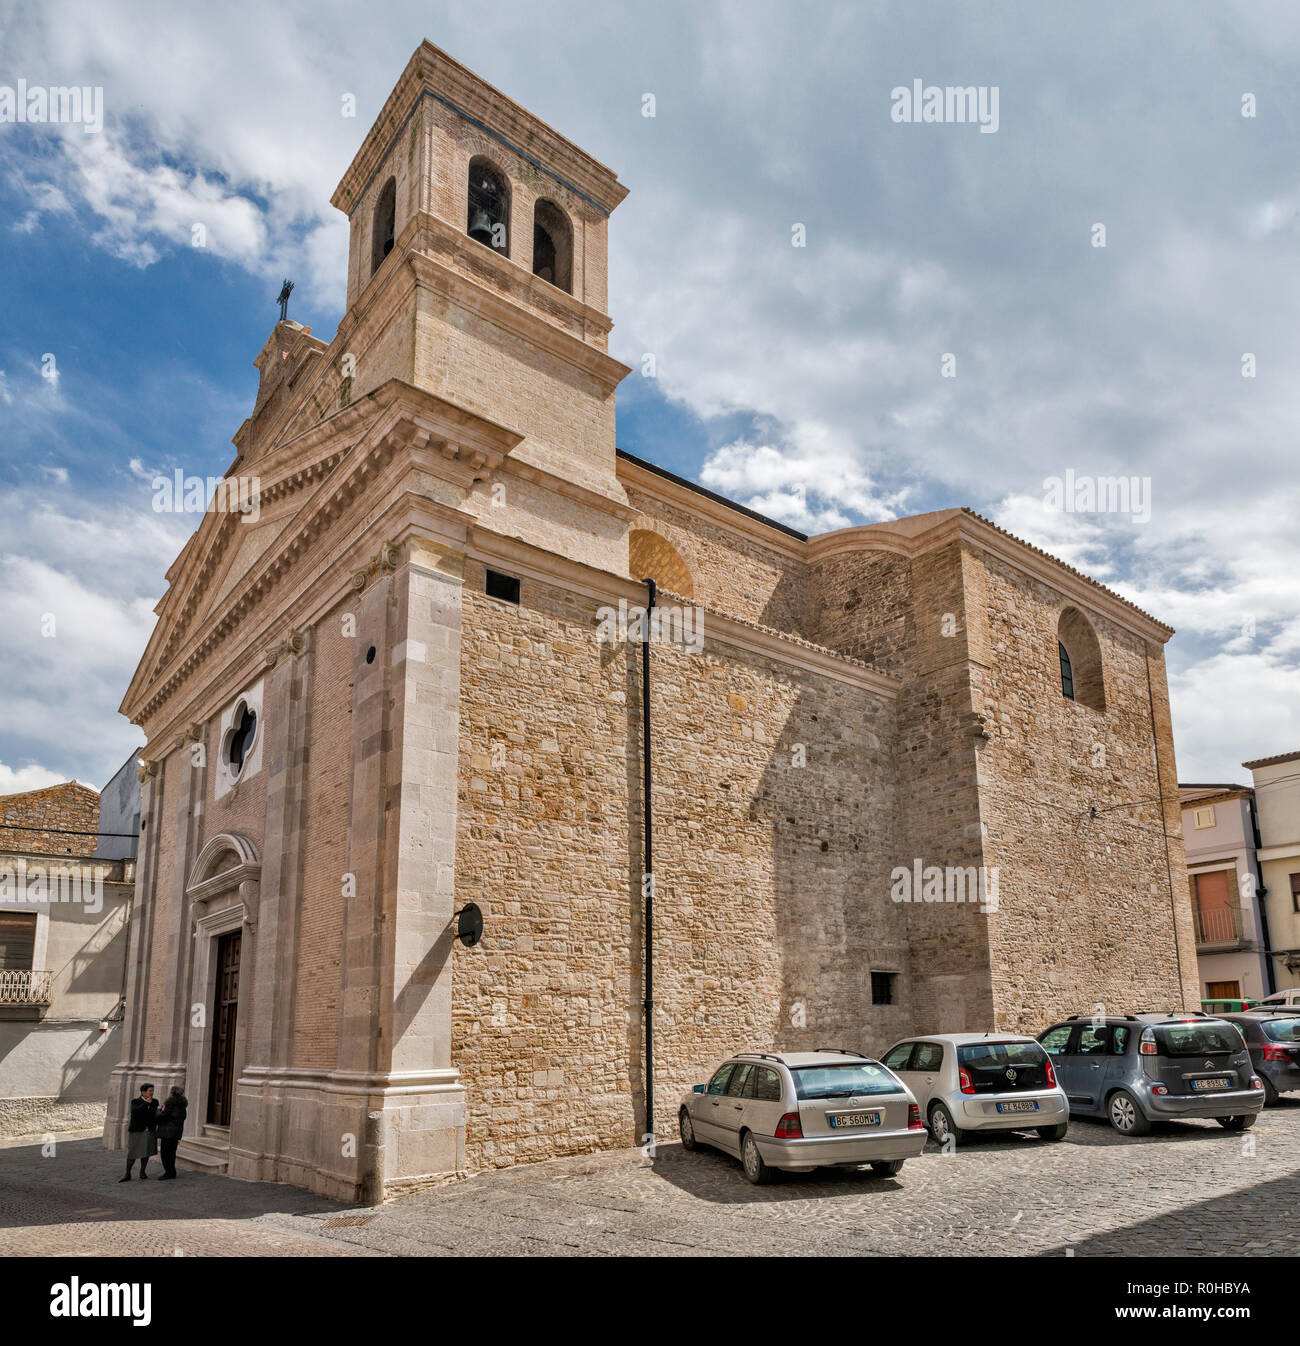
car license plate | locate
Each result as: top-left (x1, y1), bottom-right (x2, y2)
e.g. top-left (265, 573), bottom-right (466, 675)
top-left (995, 1100), bottom-right (1040, 1113)
top-left (828, 1111), bottom-right (881, 1128)
top-left (1191, 1077), bottom-right (1232, 1091)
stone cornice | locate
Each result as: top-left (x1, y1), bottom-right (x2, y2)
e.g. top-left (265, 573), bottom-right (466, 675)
top-left (135, 446), bottom-right (349, 694)
top-left (124, 381), bottom-right (522, 727)
top-left (331, 42), bottom-right (627, 217)
top-left (617, 453), bottom-right (808, 562)
top-left (809, 507), bottom-right (1174, 644)
top-left (464, 524), bottom-right (901, 699)
top-left (407, 248), bottom-right (630, 389)
top-left (398, 210), bottom-right (614, 339)
top-left (497, 453), bottom-right (637, 522)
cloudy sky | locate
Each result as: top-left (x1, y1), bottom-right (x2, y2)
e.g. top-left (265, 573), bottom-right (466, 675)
top-left (1, 0), bottom-right (1298, 792)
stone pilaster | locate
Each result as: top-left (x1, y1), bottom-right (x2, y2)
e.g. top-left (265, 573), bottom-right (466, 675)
top-left (227, 632), bottom-right (314, 1181)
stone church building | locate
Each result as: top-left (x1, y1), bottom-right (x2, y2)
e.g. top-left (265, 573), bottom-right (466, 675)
top-left (105, 43), bottom-right (1198, 1199)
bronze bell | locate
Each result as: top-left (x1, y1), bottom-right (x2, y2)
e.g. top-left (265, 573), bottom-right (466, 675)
top-left (469, 208), bottom-right (495, 245)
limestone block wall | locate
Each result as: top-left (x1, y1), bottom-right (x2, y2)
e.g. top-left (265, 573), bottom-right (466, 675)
top-left (418, 97), bottom-right (609, 322)
top-left (452, 561), bottom-right (905, 1172)
top-left (621, 482), bottom-right (809, 638)
top-left (412, 278), bottom-right (618, 502)
top-left (810, 542), bottom-right (994, 1034)
top-left (965, 550), bottom-right (1199, 1026)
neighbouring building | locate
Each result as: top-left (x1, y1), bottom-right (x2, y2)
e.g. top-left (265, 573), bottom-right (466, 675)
top-left (1178, 784), bottom-right (1271, 1002)
top-left (104, 42), bottom-right (1198, 1201)
top-left (0, 770), bottom-right (138, 1137)
top-left (1243, 750), bottom-right (1300, 992)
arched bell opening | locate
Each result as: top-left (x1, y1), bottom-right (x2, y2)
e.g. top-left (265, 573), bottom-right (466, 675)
top-left (370, 177), bottom-right (396, 278)
top-left (467, 157), bottom-right (510, 256)
top-left (532, 198), bottom-right (573, 293)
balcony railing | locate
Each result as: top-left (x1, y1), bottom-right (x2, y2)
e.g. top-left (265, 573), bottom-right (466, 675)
top-left (1193, 905), bottom-right (1244, 949)
top-left (0, 969), bottom-right (53, 1005)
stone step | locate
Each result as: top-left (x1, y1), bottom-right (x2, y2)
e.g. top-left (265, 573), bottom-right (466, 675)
top-left (177, 1130), bottom-right (230, 1174)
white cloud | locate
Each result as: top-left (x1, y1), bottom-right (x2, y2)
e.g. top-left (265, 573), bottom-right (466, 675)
top-left (0, 761), bottom-right (69, 795)
top-left (1, 1), bottom-right (1298, 785)
top-left (0, 487), bottom-right (188, 784)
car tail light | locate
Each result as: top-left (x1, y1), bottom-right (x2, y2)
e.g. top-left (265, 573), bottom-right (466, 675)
top-left (775, 1111), bottom-right (803, 1139)
top-left (1152, 1084), bottom-right (1168, 1095)
top-left (1044, 1058), bottom-right (1057, 1088)
top-left (1251, 1076), bottom-right (1264, 1090)
top-left (959, 1067), bottom-right (974, 1095)
top-left (908, 1103), bottom-right (923, 1130)
top-left (1263, 1045), bottom-right (1290, 1062)
top-left (1140, 1029), bottom-right (1158, 1055)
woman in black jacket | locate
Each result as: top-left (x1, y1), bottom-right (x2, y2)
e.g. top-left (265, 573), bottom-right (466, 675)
top-left (155, 1087), bottom-right (188, 1180)
top-left (121, 1084), bottom-right (158, 1181)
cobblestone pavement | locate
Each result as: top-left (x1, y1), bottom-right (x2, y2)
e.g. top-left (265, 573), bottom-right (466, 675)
top-left (0, 1131), bottom-right (370, 1257)
top-left (4, 1101), bottom-right (1299, 1256)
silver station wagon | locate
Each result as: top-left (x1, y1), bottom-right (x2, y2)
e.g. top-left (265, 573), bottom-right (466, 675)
top-left (881, 1032), bottom-right (1070, 1144)
top-left (678, 1049), bottom-right (927, 1184)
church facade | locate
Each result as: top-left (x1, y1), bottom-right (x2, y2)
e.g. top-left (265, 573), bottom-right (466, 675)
top-left (104, 43), bottom-right (1198, 1200)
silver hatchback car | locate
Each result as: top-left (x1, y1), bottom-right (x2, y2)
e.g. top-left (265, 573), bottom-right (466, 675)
top-left (678, 1049), bottom-right (927, 1184)
top-left (881, 1033), bottom-right (1070, 1144)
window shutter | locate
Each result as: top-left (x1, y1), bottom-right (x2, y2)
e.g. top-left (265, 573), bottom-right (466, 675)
top-left (0, 913), bottom-right (37, 971)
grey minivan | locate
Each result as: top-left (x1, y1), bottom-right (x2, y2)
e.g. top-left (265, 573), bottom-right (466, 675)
top-left (1037, 1013), bottom-right (1265, 1134)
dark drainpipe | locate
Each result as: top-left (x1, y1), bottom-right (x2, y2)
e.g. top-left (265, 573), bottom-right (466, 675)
top-left (1248, 794), bottom-right (1278, 995)
top-left (641, 577), bottom-right (656, 1143)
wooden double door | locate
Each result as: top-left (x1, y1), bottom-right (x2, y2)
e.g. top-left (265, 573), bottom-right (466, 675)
top-left (206, 930), bottom-right (241, 1127)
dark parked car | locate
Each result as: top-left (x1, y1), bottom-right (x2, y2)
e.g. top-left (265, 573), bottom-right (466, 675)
top-left (1037, 1013), bottom-right (1265, 1135)
top-left (1219, 1011), bottom-right (1300, 1105)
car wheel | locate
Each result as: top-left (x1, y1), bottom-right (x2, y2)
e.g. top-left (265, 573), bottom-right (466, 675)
top-left (928, 1101), bottom-right (961, 1146)
top-left (1262, 1076), bottom-right (1280, 1108)
top-left (1216, 1114), bottom-right (1256, 1131)
top-left (1107, 1090), bottom-right (1151, 1136)
top-left (678, 1108), bottom-right (697, 1152)
top-left (740, 1131), bottom-right (771, 1185)
top-left (868, 1159), bottom-right (905, 1177)
top-left (1037, 1123), bottom-right (1068, 1141)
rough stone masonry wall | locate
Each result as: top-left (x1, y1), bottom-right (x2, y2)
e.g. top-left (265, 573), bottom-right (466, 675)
top-left (0, 782), bottom-right (99, 857)
top-left (452, 562), bottom-right (906, 1172)
top-left (621, 484), bottom-right (809, 639)
top-left (810, 543), bottom-right (994, 1035)
top-left (968, 551), bottom-right (1199, 1028)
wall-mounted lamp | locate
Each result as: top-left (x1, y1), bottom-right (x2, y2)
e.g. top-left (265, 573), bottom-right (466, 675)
top-left (455, 902), bottom-right (483, 948)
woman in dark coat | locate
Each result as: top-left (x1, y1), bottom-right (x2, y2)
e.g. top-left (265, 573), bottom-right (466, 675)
top-left (155, 1086), bottom-right (188, 1180)
top-left (121, 1083), bottom-right (158, 1180)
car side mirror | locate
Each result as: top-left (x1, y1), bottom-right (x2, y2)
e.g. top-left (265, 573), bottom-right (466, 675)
top-left (692, 1084), bottom-right (705, 1093)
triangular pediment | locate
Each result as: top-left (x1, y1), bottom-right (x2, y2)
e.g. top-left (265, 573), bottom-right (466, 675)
top-left (190, 510), bottom-right (295, 630)
top-left (121, 378), bottom-right (526, 727)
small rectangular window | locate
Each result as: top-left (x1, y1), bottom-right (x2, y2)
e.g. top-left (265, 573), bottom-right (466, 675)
top-left (1193, 806), bottom-right (1216, 829)
top-left (871, 970), bottom-right (896, 1006)
top-left (485, 569), bottom-right (520, 605)
top-left (0, 912), bottom-right (37, 971)
top-left (1291, 873), bottom-right (1300, 914)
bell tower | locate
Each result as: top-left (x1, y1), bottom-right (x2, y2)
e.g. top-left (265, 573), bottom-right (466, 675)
top-left (328, 43), bottom-right (634, 570)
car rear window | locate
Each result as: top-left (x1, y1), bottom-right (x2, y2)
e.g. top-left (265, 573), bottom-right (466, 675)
top-left (1262, 1018), bottom-right (1300, 1043)
top-left (790, 1062), bottom-right (901, 1100)
top-left (1153, 1023), bottom-right (1243, 1056)
top-left (957, 1040), bottom-right (1051, 1090)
